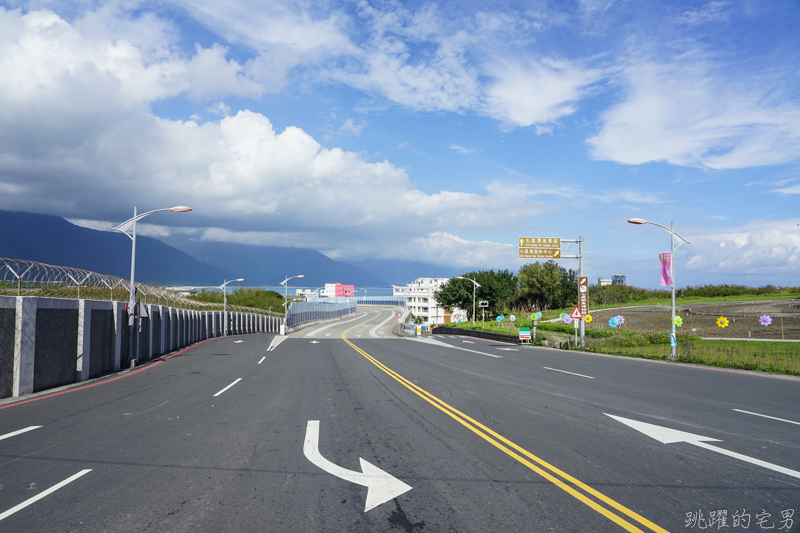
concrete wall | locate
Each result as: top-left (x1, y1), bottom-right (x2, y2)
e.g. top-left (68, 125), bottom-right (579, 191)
top-left (1, 296), bottom-right (273, 400)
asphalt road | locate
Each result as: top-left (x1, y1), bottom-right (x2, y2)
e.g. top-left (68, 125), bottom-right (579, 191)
top-left (1, 307), bottom-right (798, 532)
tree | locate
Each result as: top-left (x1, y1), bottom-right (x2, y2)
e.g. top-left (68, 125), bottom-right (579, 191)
top-left (434, 270), bottom-right (516, 320)
top-left (514, 261), bottom-right (578, 311)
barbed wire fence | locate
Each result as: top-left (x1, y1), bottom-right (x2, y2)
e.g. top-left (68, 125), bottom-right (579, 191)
top-left (0, 257), bottom-right (280, 317)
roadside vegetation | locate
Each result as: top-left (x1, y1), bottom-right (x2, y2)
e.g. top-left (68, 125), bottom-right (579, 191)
top-left (432, 262), bottom-right (800, 376)
top-left (188, 287), bottom-right (285, 314)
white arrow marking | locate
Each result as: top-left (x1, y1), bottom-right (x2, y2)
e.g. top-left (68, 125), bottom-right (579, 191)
top-left (234, 340), bottom-right (244, 343)
top-left (325, 333), bottom-right (331, 337)
top-left (303, 420), bottom-right (412, 512)
top-left (310, 340), bottom-right (319, 344)
top-left (606, 414), bottom-right (800, 480)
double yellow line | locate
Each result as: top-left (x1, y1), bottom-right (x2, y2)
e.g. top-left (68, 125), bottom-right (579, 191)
top-left (341, 323), bottom-right (669, 533)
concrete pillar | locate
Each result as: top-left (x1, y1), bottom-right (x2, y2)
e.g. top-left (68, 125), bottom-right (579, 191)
top-left (13, 296), bottom-right (36, 397)
top-left (112, 301), bottom-right (125, 371)
top-left (77, 300), bottom-right (91, 382)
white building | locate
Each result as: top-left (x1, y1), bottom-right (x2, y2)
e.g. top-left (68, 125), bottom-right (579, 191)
top-left (393, 277), bottom-right (466, 325)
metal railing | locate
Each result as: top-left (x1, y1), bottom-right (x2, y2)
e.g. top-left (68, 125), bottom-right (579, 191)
top-left (286, 299), bottom-right (357, 329)
top-left (0, 257), bottom-right (278, 316)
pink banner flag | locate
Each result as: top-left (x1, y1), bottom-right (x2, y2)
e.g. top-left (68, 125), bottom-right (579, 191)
top-left (659, 252), bottom-right (673, 286)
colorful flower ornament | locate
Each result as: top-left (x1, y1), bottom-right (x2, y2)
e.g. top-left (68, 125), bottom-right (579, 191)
top-left (673, 316), bottom-right (683, 327)
top-left (536, 311), bottom-right (542, 319)
top-left (615, 315), bottom-right (625, 324)
top-left (759, 315), bottom-right (772, 327)
top-left (609, 317), bottom-right (620, 328)
top-left (562, 314), bottom-right (573, 324)
top-left (585, 314), bottom-right (593, 323)
top-left (717, 316), bottom-right (729, 328)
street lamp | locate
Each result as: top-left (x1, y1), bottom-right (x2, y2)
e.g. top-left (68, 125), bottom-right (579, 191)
top-left (628, 218), bottom-right (690, 360)
top-left (280, 274), bottom-right (304, 332)
top-left (456, 276), bottom-right (481, 326)
top-left (220, 278), bottom-right (244, 336)
top-left (112, 205), bottom-right (191, 364)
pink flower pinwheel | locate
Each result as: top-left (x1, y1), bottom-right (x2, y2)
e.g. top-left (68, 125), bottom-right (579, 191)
top-left (759, 315), bottom-right (772, 327)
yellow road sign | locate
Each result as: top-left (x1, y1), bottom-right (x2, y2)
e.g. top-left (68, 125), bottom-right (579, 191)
top-left (519, 248), bottom-right (561, 259)
top-left (519, 237), bottom-right (561, 249)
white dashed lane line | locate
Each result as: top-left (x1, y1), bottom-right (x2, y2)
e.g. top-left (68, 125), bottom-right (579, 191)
top-left (733, 409), bottom-right (800, 426)
top-left (213, 378), bottom-right (242, 397)
top-left (0, 426), bottom-right (41, 442)
top-left (543, 367), bottom-right (594, 379)
top-left (0, 469), bottom-right (92, 522)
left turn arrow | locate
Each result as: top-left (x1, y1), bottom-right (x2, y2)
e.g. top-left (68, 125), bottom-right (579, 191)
top-left (303, 420), bottom-right (412, 511)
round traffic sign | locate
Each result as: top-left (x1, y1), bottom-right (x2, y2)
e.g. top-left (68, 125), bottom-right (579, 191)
top-left (396, 312), bottom-right (402, 318)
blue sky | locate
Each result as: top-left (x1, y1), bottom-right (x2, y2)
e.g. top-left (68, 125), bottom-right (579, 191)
top-left (0, 0), bottom-right (799, 287)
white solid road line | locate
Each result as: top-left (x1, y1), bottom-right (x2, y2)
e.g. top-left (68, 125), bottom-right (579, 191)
top-left (305, 313), bottom-right (367, 337)
top-left (258, 356), bottom-right (266, 364)
top-left (411, 337), bottom-right (502, 359)
top-left (213, 378), bottom-right (242, 397)
top-left (0, 426), bottom-right (42, 442)
top-left (369, 312), bottom-right (396, 338)
top-left (267, 336), bottom-right (287, 351)
top-left (543, 367), bottom-right (594, 379)
top-left (733, 409), bottom-right (800, 426)
top-left (0, 469), bottom-right (92, 522)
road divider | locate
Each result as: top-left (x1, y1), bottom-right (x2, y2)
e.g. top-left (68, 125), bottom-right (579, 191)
top-left (343, 319), bottom-right (667, 533)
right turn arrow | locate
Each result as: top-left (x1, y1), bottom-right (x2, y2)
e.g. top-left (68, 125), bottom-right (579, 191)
top-left (303, 420), bottom-right (413, 512)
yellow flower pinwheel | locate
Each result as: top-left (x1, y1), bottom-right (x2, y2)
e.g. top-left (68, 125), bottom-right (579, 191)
top-left (716, 316), bottom-right (729, 328)
top-left (585, 314), bottom-right (593, 323)
top-left (673, 316), bottom-right (683, 327)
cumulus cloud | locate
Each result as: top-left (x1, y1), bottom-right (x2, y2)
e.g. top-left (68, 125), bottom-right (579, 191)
top-left (587, 58), bottom-right (800, 169)
top-left (685, 218), bottom-right (800, 275)
top-left (0, 7), bottom-right (548, 266)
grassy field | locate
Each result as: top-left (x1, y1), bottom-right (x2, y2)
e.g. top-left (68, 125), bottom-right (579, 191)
top-left (585, 338), bottom-right (800, 376)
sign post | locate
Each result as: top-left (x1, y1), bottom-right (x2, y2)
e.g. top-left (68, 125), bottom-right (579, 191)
top-left (519, 236), bottom-right (585, 348)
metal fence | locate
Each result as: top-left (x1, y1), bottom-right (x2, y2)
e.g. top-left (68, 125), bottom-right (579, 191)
top-left (286, 299), bottom-right (358, 329)
top-left (0, 257), bottom-right (278, 316)
top-left (306, 296), bottom-right (406, 306)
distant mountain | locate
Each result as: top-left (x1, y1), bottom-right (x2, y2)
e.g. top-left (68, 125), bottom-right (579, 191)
top-left (343, 259), bottom-right (465, 286)
top-left (172, 241), bottom-right (389, 287)
top-left (0, 210), bottom-right (231, 285)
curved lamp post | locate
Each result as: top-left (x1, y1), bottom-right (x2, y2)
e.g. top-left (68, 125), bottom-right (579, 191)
top-left (112, 206), bottom-right (191, 363)
top-left (280, 274), bottom-right (304, 333)
top-left (628, 218), bottom-right (690, 360)
top-left (456, 276), bottom-right (481, 326)
top-left (220, 278), bottom-right (244, 336)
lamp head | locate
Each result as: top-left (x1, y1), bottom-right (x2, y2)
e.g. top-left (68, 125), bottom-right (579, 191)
top-left (170, 206), bottom-right (192, 212)
top-left (456, 276), bottom-right (465, 279)
top-left (298, 274), bottom-right (305, 278)
top-left (236, 278), bottom-right (244, 282)
top-left (627, 218), bottom-right (646, 225)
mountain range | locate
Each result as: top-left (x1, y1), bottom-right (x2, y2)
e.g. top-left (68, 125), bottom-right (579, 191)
top-left (0, 210), bottom-right (465, 287)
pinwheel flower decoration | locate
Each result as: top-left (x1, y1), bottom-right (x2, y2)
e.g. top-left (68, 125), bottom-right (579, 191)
top-left (536, 311), bottom-right (542, 319)
top-left (615, 315), bottom-right (625, 324)
top-left (609, 317), bottom-right (620, 328)
top-left (673, 316), bottom-right (683, 327)
top-left (562, 314), bottom-right (573, 324)
top-left (759, 315), bottom-right (772, 327)
top-left (585, 314), bottom-right (593, 323)
top-left (717, 316), bottom-right (729, 328)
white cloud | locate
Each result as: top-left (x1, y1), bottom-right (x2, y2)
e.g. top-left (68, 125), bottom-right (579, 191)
top-left (595, 189), bottom-right (665, 205)
top-left (482, 56), bottom-right (600, 129)
top-left (0, 8), bottom-right (553, 265)
top-left (685, 218), bottom-right (800, 275)
top-left (206, 101), bottom-right (231, 117)
top-left (587, 58), bottom-right (800, 169)
top-left (339, 118), bottom-right (365, 136)
top-left (673, 2), bottom-right (731, 26)
top-left (449, 144), bottom-right (475, 154)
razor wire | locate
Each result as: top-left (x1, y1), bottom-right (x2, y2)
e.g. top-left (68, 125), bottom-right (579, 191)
top-left (0, 257), bottom-right (279, 316)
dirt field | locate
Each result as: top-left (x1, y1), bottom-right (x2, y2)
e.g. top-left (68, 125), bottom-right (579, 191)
top-left (588, 299), bottom-right (800, 340)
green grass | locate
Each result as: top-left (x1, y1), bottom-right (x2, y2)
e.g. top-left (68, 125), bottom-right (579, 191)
top-left (586, 338), bottom-right (800, 376)
top-left (188, 288), bottom-right (285, 314)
